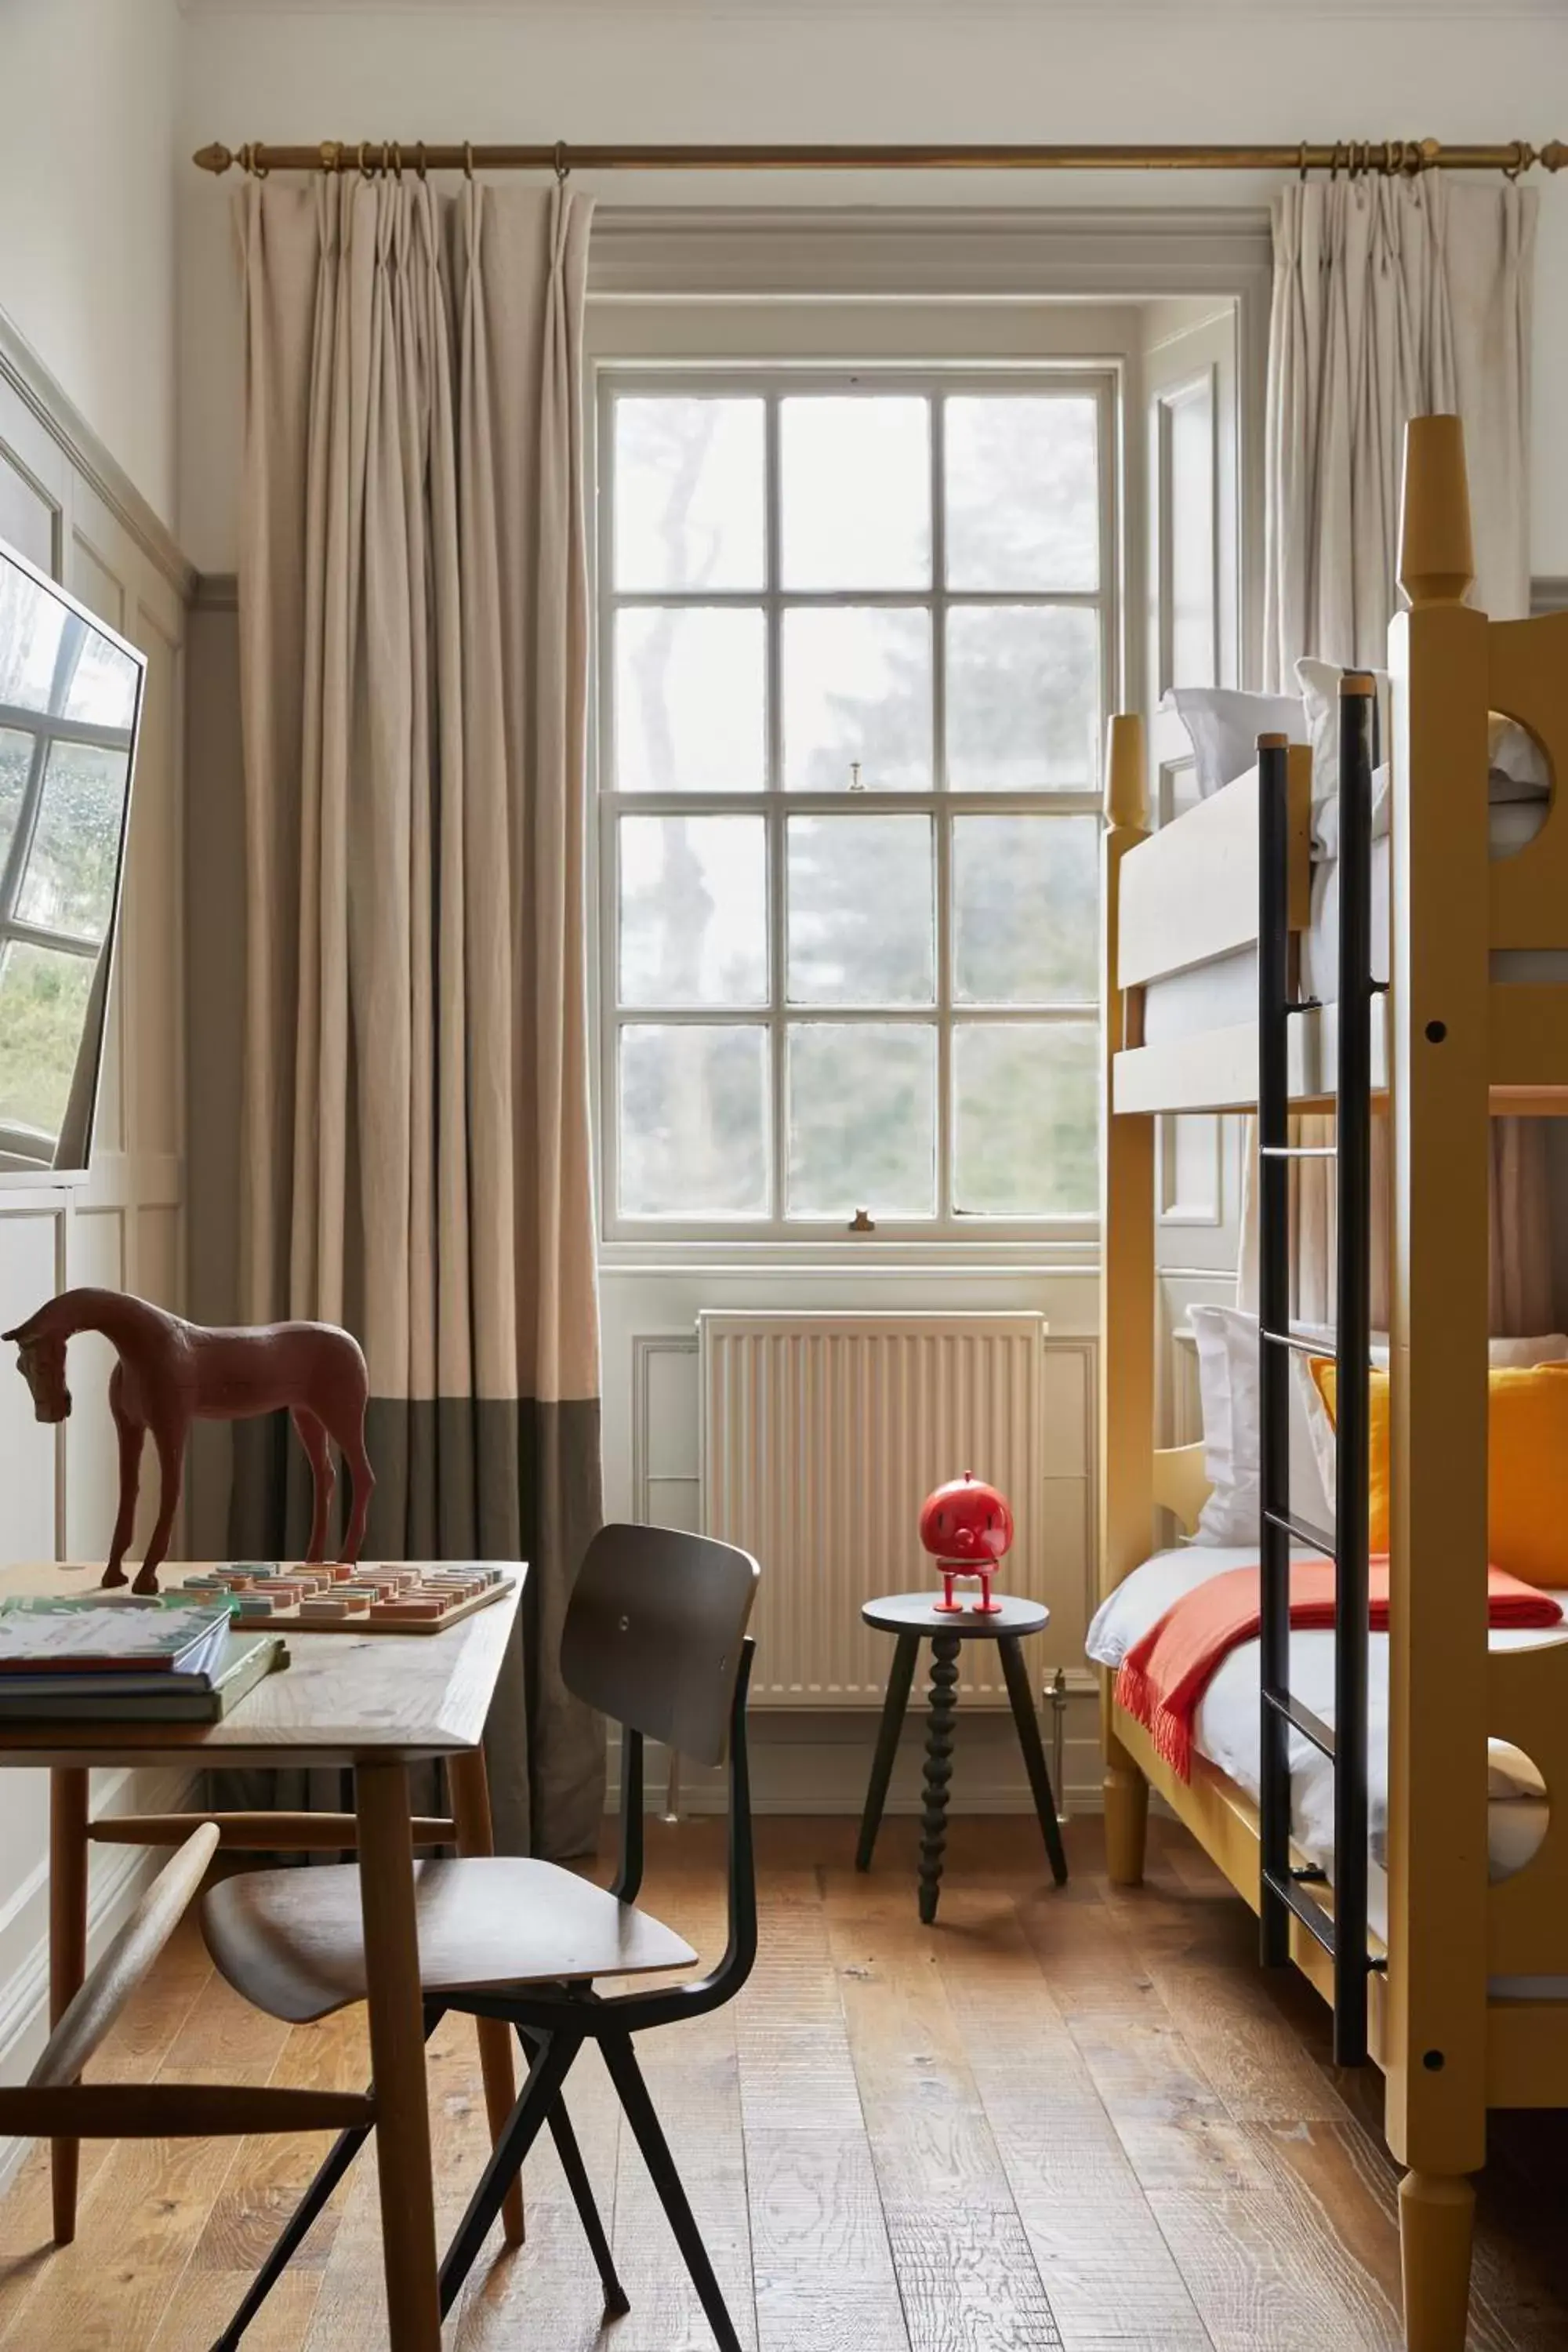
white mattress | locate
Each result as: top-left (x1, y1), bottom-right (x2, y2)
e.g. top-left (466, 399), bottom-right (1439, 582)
top-left (1140, 803), bottom-right (1568, 1050)
top-left (1087, 1546), bottom-right (1568, 1998)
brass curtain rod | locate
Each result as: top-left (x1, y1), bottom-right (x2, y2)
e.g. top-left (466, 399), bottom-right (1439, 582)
top-left (194, 136), bottom-right (1566, 180)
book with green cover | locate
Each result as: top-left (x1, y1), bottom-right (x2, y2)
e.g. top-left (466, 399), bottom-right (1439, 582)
top-left (0, 1598), bottom-right (233, 1679)
top-left (0, 1633), bottom-right (287, 1722)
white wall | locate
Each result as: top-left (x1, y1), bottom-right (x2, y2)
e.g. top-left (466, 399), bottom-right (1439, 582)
top-left (0, 0), bottom-right (191, 2162)
top-left (0, 0), bottom-right (182, 529)
top-left (176, 0), bottom-right (1568, 574)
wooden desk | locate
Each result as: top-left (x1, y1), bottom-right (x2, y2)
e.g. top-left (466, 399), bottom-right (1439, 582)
top-left (0, 1559), bottom-right (528, 2352)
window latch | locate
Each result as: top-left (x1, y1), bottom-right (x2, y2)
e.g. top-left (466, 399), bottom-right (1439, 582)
top-left (848, 1207), bottom-right (876, 1234)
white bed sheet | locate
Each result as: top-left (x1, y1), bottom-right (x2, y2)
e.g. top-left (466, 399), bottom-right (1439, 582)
top-left (1140, 805), bottom-right (1568, 1050)
top-left (1087, 1546), bottom-right (1568, 1998)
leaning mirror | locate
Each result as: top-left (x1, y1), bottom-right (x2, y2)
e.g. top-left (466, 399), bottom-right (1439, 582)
top-left (0, 536), bottom-right (143, 1174)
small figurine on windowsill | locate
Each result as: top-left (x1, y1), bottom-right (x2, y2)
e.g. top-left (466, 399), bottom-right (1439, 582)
top-left (919, 1470), bottom-right (1013, 1616)
top-left (2, 1290), bottom-right (374, 1595)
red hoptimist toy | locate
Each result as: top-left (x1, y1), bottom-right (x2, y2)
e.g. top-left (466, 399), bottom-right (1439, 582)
top-left (920, 1470), bottom-right (1013, 1615)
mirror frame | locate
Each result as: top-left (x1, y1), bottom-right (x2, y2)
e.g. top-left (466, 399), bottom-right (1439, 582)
top-left (0, 530), bottom-right (146, 1181)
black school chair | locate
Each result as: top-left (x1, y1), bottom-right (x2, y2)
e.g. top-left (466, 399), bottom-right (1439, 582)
top-left (201, 1523), bottom-right (760, 2350)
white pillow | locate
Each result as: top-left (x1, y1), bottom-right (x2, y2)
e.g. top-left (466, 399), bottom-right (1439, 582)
top-left (1296, 659), bottom-right (1392, 838)
top-left (1164, 688), bottom-right (1307, 800)
top-left (1189, 1305), bottom-right (1335, 1547)
top-left (1299, 659), bottom-right (1551, 840)
top-left (1301, 1332), bottom-right (1568, 1514)
top-left (1487, 713), bottom-right (1552, 802)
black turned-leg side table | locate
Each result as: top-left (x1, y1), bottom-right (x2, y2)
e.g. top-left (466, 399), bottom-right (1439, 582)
top-left (855, 1591), bottom-right (1069, 1922)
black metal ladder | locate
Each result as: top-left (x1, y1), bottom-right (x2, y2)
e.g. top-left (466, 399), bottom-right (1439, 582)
top-left (1255, 688), bottom-right (1377, 2068)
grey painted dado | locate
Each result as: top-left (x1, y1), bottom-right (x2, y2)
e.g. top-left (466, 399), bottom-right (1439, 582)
top-left (0, 307), bottom-right (194, 2153)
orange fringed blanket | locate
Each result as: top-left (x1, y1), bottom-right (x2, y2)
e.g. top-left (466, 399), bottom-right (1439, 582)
top-left (1114, 1559), bottom-right (1563, 1783)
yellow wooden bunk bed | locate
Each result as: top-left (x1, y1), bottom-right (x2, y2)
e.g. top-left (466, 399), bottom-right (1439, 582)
top-left (1098, 414), bottom-right (1568, 2352)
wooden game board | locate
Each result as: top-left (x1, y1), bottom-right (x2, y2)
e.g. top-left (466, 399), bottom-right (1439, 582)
top-left (172, 1565), bottom-right (517, 1636)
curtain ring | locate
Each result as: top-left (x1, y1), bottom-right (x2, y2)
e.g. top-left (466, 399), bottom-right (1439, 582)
top-left (1298, 141), bottom-right (1309, 183)
top-left (1504, 140), bottom-right (1531, 182)
top-left (554, 140), bottom-right (570, 185)
top-left (390, 141), bottom-right (403, 180)
top-left (358, 141), bottom-right (375, 180)
top-left (463, 140), bottom-right (474, 180)
top-left (241, 142), bottom-right (269, 180)
top-left (415, 140), bottom-right (427, 180)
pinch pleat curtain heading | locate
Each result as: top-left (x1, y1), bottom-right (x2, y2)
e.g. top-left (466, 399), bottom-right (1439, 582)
top-left (1245, 173), bottom-right (1550, 1337)
top-left (230, 175), bottom-right (604, 1857)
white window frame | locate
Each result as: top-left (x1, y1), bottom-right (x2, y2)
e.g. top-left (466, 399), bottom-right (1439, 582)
top-left (593, 359), bottom-right (1123, 1253)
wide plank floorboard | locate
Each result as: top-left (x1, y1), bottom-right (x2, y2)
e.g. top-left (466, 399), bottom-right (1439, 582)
top-left (0, 1816), bottom-right (1566, 2347)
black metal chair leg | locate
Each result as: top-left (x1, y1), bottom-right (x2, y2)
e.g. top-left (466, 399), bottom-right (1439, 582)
top-left (209, 2118), bottom-right (371, 2350)
top-left (999, 1633), bottom-right (1069, 1887)
top-left (516, 2027), bottom-right (630, 2319)
top-left (601, 2031), bottom-right (743, 2352)
top-left (855, 1630), bottom-right (919, 1871)
top-left (209, 2002), bottom-right (447, 2351)
top-left (438, 2027), bottom-right (580, 2317)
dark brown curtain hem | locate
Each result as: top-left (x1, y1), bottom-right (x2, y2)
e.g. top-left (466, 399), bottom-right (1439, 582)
top-left (220, 1394), bottom-right (604, 1860)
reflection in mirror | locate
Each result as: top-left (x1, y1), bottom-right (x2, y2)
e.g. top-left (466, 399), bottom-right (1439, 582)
top-left (0, 539), bottom-right (142, 1174)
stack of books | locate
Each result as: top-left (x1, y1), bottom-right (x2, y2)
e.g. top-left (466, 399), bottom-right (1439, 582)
top-left (0, 1598), bottom-right (285, 1722)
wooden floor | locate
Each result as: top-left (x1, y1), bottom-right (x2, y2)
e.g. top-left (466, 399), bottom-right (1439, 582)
top-left (2, 1814), bottom-right (1567, 2350)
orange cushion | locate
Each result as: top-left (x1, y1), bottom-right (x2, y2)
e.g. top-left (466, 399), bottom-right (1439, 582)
top-left (1309, 1357), bottom-right (1568, 1588)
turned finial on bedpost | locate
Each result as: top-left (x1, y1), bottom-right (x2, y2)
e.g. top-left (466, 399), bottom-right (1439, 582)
top-left (1105, 712), bottom-right (1148, 835)
top-left (1398, 414), bottom-right (1475, 608)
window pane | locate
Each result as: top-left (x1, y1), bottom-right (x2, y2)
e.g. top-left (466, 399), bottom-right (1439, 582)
top-left (788, 1022), bottom-right (935, 1217)
top-left (788, 815), bottom-right (933, 1007)
top-left (615, 608), bottom-right (765, 793)
top-left (1166, 377), bottom-right (1217, 688)
top-left (16, 739), bottom-right (128, 942)
top-left (60, 630), bottom-right (140, 730)
top-left (0, 939), bottom-right (95, 1144)
top-left (0, 572), bottom-right (67, 711)
top-left (0, 728), bottom-right (31, 873)
top-left (953, 1022), bottom-right (1098, 1215)
top-left (782, 608), bottom-right (931, 793)
top-left (620, 816), bottom-right (766, 1007)
top-left (619, 1025), bottom-right (768, 1217)
top-left (953, 815), bottom-right (1098, 1004)
top-left (780, 397), bottom-right (930, 590)
top-left (946, 397), bottom-right (1099, 591)
top-left (613, 397), bottom-right (764, 592)
top-left (946, 605), bottom-right (1099, 791)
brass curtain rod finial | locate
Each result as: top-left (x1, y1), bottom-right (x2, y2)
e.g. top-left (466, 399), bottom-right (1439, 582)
top-left (193, 142), bottom-right (234, 176)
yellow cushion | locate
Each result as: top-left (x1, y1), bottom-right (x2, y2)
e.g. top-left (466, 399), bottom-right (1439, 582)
top-left (1309, 1357), bottom-right (1568, 1586)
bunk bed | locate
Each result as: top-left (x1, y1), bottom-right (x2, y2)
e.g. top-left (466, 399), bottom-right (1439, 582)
top-left (1095, 414), bottom-right (1568, 2352)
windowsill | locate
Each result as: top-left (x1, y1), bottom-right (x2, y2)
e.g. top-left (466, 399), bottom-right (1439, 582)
top-left (597, 1232), bottom-right (1100, 1277)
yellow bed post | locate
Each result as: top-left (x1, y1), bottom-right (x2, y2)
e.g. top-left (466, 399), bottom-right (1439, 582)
top-left (1386, 415), bottom-right (1491, 2352)
top-left (1099, 711), bottom-right (1155, 1886)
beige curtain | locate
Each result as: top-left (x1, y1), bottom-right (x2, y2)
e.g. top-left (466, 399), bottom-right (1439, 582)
top-left (1248, 174), bottom-right (1550, 1337)
top-left (1265, 176), bottom-right (1535, 677)
top-left (230, 176), bottom-right (604, 1858)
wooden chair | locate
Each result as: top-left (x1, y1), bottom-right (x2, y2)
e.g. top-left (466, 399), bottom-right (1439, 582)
top-left (200, 1523), bottom-right (760, 2350)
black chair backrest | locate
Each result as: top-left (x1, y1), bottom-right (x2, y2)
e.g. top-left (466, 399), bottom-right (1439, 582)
top-left (561, 1524), bottom-right (760, 1768)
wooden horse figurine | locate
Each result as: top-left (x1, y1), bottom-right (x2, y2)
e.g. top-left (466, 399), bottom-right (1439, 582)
top-left (2, 1289), bottom-right (375, 1595)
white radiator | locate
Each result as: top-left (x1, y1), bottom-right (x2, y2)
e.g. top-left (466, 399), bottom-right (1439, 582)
top-left (698, 1311), bottom-right (1048, 1708)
